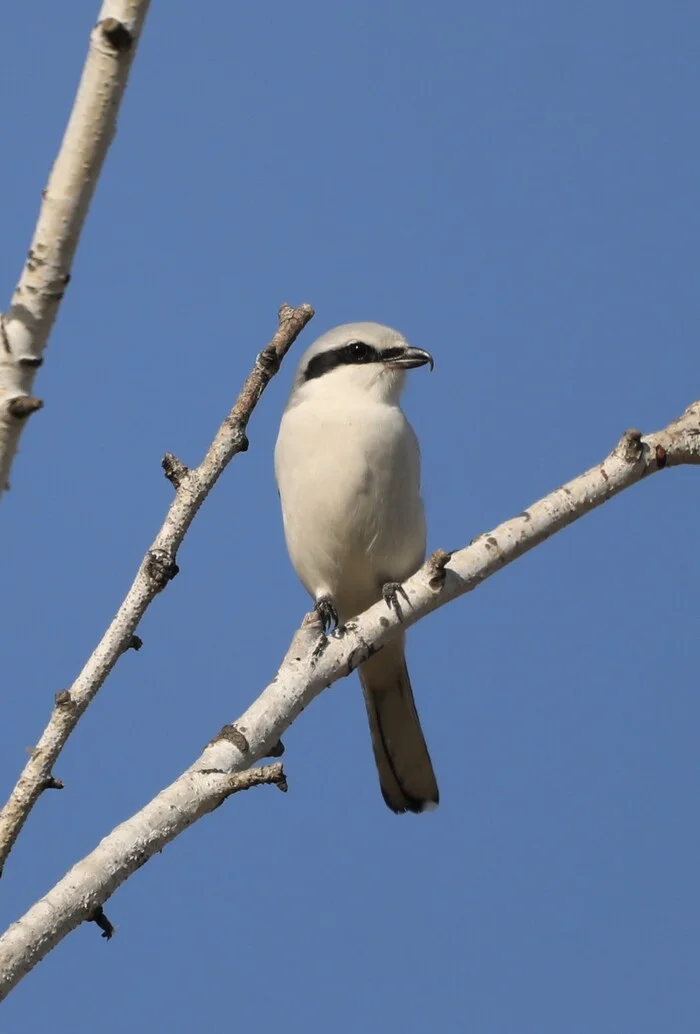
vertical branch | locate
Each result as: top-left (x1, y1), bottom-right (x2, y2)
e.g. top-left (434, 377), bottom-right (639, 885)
top-left (0, 1), bottom-right (152, 497)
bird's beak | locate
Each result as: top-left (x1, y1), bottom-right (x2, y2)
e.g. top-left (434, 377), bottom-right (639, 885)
top-left (383, 346), bottom-right (434, 371)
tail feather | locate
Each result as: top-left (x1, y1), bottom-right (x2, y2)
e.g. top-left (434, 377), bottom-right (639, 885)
top-left (359, 636), bottom-right (439, 814)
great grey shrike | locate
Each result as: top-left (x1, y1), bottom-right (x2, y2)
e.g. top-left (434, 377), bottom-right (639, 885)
top-left (274, 322), bottom-right (438, 814)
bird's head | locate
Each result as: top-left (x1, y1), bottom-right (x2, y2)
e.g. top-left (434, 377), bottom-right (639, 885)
top-left (290, 322), bottom-right (433, 406)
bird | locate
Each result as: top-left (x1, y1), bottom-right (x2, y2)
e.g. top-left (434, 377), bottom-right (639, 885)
top-left (274, 321), bottom-right (438, 813)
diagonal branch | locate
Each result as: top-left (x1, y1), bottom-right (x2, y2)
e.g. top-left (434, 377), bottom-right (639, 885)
top-left (0, 303), bottom-right (314, 877)
top-left (0, 400), bottom-right (697, 998)
top-left (0, 1), bottom-right (152, 497)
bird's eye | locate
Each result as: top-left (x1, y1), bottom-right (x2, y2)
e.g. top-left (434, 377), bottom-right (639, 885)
top-left (348, 341), bottom-right (372, 361)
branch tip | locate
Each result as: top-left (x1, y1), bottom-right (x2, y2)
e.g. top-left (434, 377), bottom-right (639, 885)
top-left (161, 452), bottom-right (189, 489)
top-left (234, 762), bottom-right (287, 794)
top-left (8, 397), bottom-right (43, 419)
top-left (278, 301), bottom-right (314, 324)
top-left (201, 762), bottom-right (287, 798)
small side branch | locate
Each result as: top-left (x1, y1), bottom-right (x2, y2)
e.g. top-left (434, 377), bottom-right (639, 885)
top-left (0, 1), bottom-right (152, 497)
top-left (219, 763), bottom-right (288, 799)
top-left (0, 304), bottom-right (313, 877)
top-left (0, 761), bottom-right (286, 997)
top-left (162, 452), bottom-right (189, 489)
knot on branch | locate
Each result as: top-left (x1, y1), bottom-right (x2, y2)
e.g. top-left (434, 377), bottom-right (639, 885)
top-left (145, 549), bottom-right (179, 592)
top-left (210, 723), bottom-right (249, 753)
top-left (161, 452), bottom-right (189, 489)
top-left (615, 428), bottom-right (644, 465)
top-left (427, 549), bottom-right (452, 592)
top-left (8, 396), bottom-right (43, 418)
top-left (126, 634), bottom-right (143, 652)
top-left (222, 422), bottom-right (249, 453)
top-left (17, 355), bottom-right (43, 369)
top-left (99, 18), bottom-right (133, 52)
top-left (257, 345), bottom-right (281, 377)
top-left (655, 444), bottom-right (667, 469)
top-left (54, 689), bottom-right (75, 709)
top-left (40, 775), bottom-right (64, 791)
top-left (343, 628), bottom-right (377, 674)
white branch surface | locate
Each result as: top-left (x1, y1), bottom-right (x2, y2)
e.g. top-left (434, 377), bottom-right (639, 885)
top-left (1, 401), bottom-right (698, 998)
top-left (0, 304), bottom-right (314, 877)
top-left (0, 1), bottom-right (151, 496)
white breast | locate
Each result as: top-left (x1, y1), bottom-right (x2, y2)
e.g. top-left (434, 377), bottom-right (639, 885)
top-left (275, 395), bottom-right (426, 620)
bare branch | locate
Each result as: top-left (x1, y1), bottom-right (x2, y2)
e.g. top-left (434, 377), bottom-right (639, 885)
top-left (0, 1), bottom-right (152, 497)
top-left (0, 763), bottom-right (286, 996)
top-left (0, 401), bottom-right (696, 998)
top-left (0, 303), bottom-right (314, 877)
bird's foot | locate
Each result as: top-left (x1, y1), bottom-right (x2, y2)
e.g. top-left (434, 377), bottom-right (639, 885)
top-left (315, 595), bottom-right (339, 634)
top-left (382, 581), bottom-right (410, 622)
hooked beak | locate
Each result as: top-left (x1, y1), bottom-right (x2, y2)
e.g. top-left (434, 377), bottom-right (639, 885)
top-left (382, 346), bottom-right (434, 371)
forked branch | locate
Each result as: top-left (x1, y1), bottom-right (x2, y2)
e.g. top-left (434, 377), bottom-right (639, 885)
top-left (0, 399), bottom-right (697, 998)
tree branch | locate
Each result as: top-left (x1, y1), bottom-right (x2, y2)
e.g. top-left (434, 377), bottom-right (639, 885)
top-left (0, 400), bottom-right (697, 998)
top-left (0, 303), bottom-right (314, 877)
top-left (0, 1), bottom-right (153, 497)
top-left (0, 761), bottom-right (287, 996)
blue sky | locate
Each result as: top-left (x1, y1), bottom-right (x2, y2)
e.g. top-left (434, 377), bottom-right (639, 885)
top-left (1, 1), bottom-right (698, 1030)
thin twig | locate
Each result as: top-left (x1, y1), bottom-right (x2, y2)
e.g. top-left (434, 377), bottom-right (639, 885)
top-left (0, 303), bottom-right (313, 877)
top-left (0, 401), bottom-right (697, 999)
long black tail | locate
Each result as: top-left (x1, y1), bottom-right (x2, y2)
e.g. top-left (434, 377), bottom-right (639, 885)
top-left (359, 636), bottom-right (439, 814)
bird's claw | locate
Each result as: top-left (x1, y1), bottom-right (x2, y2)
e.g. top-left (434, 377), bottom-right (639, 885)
top-left (382, 581), bottom-right (410, 622)
top-left (315, 595), bottom-right (339, 634)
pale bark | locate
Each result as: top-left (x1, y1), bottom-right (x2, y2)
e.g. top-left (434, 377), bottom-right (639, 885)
top-left (1, 400), bottom-right (697, 999)
top-left (0, 304), bottom-right (314, 877)
top-left (0, 1), bottom-right (151, 497)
